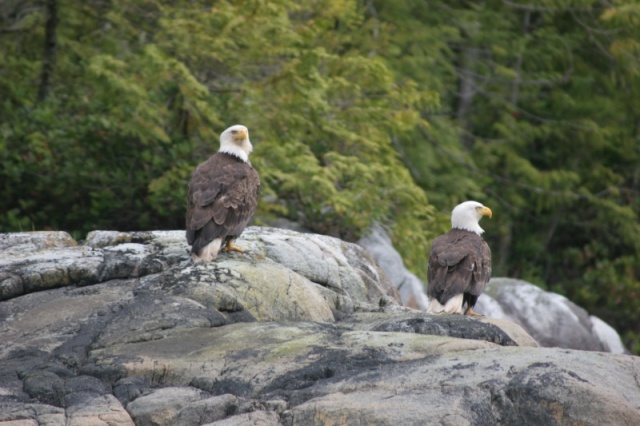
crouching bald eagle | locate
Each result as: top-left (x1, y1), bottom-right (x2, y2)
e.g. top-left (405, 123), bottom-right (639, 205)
top-left (427, 201), bottom-right (492, 315)
top-left (186, 125), bottom-right (260, 262)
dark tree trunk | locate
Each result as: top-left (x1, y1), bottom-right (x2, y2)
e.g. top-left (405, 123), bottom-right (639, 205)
top-left (37, 0), bottom-right (58, 103)
top-left (456, 46), bottom-right (479, 149)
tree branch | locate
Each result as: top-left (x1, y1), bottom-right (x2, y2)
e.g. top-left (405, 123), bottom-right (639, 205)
top-left (37, 0), bottom-right (58, 103)
top-left (0, 27), bottom-right (27, 34)
top-left (501, 0), bottom-right (601, 12)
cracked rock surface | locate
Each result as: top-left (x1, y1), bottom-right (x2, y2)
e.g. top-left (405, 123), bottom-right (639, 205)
top-left (1, 226), bottom-right (639, 425)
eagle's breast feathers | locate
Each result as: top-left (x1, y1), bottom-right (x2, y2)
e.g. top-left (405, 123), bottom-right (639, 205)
top-left (186, 153), bottom-right (259, 247)
top-left (428, 229), bottom-right (491, 303)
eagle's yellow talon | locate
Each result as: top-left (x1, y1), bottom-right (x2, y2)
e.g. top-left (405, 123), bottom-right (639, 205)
top-left (464, 307), bottom-right (483, 316)
top-left (222, 241), bottom-right (245, 254)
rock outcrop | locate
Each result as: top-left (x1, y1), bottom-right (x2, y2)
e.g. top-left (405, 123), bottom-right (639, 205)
top-left (1, 227), bottom-right (639, 425)
top-left (358, 225), bottom-right (627, 353)
top-left (358, 225), bottom-right (430, 310)
top-left (476, 278), bottom-right (627, 353)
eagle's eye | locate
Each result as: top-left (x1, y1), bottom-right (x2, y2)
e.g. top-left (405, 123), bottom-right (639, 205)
top-left (231, 130), bottom-right (238, 134)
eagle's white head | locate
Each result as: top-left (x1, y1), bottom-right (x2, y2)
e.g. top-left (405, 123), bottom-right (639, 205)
top-left (219, 124), bottom-right (253, 163)
top-left (451, 200), bottom-right (492, 235)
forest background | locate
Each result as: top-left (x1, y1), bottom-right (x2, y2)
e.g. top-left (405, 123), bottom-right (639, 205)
top-left (1, 0), bottom-right (639, 354)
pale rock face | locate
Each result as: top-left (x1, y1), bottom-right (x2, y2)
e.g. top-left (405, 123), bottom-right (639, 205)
top-left (590, 315), bottom-right (626, 354)
top-left (475, 277), bottom-right (627, 353)
top-left (1, 228), bottom-right (639, 425)
top-left (357, 224), bottom-right (430, 310)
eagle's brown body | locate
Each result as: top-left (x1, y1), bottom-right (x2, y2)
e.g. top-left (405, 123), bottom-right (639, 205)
top-left (427, 228), bottom-right (491, 314)
top-left (186, 151), bottom-right (260, 260)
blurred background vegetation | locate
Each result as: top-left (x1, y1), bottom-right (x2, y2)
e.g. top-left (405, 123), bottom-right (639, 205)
top-left (1, 0), bottom-right (639, 353)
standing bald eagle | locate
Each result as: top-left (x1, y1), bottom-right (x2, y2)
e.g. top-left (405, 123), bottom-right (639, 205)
top-left (427, 201), bottom-right (492, 315)
top-left (186, 125), bottom-right (260, 262)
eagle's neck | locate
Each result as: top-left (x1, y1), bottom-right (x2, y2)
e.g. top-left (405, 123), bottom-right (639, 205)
top-left (219, 144), bottom-right (250, 163)
top-left (452, 221), bottom-right (484, 236)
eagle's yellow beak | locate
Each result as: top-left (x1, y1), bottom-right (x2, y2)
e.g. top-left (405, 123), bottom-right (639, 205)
top-left (481, 206), bottom-right (492, 219)
top-left (233, 129), bottom-right (248, 142)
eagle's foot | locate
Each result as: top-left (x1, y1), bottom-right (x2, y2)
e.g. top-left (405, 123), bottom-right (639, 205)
top-left (222, 241), bottom-right (245, 254)
top-left (464, 307), bottom-right (483, 316)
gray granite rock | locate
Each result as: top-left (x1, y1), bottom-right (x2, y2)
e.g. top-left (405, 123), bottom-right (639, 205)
top-left (476, 278), bottom-right (627, 353)
top-left (1, 228), bottom-right (638, 425)
top-left (358, 224), bottom-right (430, 310)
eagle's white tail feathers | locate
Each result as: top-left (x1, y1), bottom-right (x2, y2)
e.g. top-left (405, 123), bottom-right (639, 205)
top-left (427, 294), bottom-right (465, 314)
top-left (192, 238), bottom-right (223, 262)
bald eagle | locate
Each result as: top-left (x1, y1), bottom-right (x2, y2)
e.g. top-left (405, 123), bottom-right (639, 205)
top-left (186, 125), bottom-right (260, 262)
top-left (427, 201), bottom-right (492, 316)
